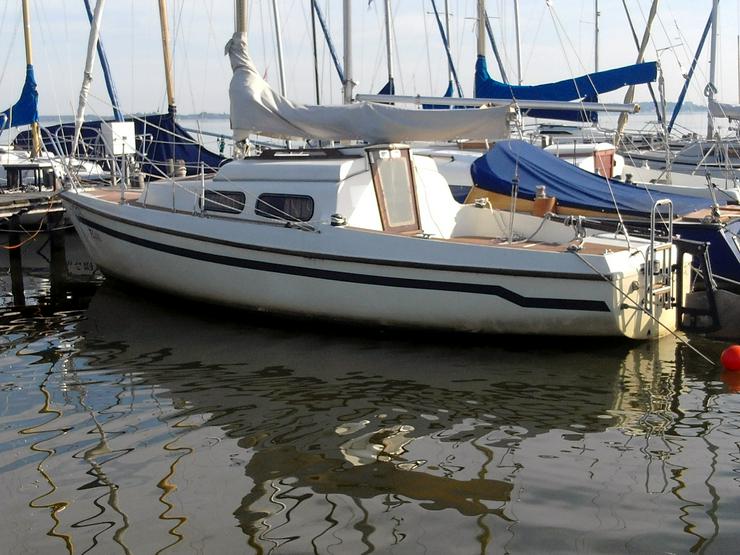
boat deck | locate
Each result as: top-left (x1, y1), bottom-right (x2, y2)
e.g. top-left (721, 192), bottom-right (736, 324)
top-left (681, 204), bottom-right (740, 223)
top-left (81, 187), bottom-right (143, 204)
top-left (79, 187), bottom-right (628, 255)
top-left (448, 235), bottom-right (627, 255)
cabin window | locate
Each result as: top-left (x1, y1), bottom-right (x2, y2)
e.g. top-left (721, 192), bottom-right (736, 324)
top-left (255, 194), bottom-right (314, 221)
top-left (367, 147), bottom-right (420, 232)
top-left (204, 190), bottom-right (246, 214)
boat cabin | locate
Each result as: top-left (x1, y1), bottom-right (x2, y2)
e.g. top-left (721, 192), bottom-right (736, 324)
top-left (139, 144), bottom-right (526, 241)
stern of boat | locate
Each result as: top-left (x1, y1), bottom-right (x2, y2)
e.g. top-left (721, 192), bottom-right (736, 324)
top-left (609, 238), bottom-right (691, 340)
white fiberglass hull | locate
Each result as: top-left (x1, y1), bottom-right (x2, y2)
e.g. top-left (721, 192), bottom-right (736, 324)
top-left (62, 191), bottom-right (676, 339)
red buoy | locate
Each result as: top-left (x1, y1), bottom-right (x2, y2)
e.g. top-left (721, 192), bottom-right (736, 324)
top-left (721, 345), bottom-right (740, 372)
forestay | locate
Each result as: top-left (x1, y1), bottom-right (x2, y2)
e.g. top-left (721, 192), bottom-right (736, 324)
top-left (227, 33), bottom-right (512, 143)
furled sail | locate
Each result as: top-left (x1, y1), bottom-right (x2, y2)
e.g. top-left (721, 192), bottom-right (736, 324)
top-left (474, 57), bottom-right (657, 122)
top-left (0, 64), bottom-right (39, 131)
top-left (227, 33), bottom-right (512, 143)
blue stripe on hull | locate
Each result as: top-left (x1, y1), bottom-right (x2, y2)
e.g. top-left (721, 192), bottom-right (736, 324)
top-left (78, 215), bottom-right (612, 313)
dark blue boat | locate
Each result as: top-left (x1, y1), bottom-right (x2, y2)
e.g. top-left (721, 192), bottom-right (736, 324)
top-left (470, 140), bottom-right (740, 284)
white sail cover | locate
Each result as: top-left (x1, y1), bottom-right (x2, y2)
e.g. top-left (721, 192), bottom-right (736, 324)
top-left (709, 100), bottom-right (740, 121)
top-left (227, 33), bottom-right (512, 143)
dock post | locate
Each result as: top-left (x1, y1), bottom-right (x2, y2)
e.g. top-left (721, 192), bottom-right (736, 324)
top-left (8, 215), bottom-right (25, 306)
top-left (48, 211), bottom-right (68, 306)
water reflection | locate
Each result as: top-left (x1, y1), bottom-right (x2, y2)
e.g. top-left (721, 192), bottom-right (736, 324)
top-left (75, 287), bottom-right (698, 552)
top-left (2, 234), bottom-right (737, 553)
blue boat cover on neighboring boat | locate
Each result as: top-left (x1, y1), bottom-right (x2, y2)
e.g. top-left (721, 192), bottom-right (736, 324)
top-left (0, 65), bottom-right (39, 131)
top-left (470, 140), bottom-right (721, 218)
top-left (14, 111), bottom-right (227, 178)
top-left (377, 79), bottom-right (395, 96)
top-left (474, 57), bottom-right (658, 122)
top-left (423, 81), bottom-right (455, 110)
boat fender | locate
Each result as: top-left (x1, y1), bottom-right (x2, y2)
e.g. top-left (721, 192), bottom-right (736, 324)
top-left (533, 185), bottom-right (556, 217)
top-left (721, 345), bottom-right (740, 372)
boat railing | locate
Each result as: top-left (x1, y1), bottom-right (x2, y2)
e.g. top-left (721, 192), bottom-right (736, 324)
top-left (645, 199), bottom-right (674, 311)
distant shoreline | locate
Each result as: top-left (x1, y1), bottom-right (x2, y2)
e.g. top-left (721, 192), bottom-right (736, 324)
top-left (38, 112), bottom-right (230, 121)
top-left (38, 103), bottom-right (709, 121)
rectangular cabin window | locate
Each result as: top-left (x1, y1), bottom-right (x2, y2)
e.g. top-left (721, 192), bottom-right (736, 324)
top-left (367, 147), bottom-right (420, 233)
top-left (255, 194), bottom-right (315, 222)
top-left (204, 190), bottom-right (246, 214)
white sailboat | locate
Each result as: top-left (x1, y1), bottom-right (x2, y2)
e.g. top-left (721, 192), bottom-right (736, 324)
top-left (0, 0), bottom-right (105, 226)
top-left (61, 1), bottom-right (691, 339)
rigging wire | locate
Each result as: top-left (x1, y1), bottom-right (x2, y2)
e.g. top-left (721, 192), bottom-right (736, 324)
top-left (0, 3), bottom-right (20, 94)
top-left (570, 249), bottom-right (715, 366)
top-left (520, 7), bottom-right (547, 84)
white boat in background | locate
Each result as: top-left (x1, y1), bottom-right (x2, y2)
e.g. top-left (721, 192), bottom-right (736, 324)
top-left (61, 5), bottom-right (693, 340)
top-left (0, 0), bottom-right (107, 227)
top-left (1, 145), bottom-right (106, 188)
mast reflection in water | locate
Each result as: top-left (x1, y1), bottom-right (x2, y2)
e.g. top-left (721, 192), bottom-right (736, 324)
top-left (0, 231), bottom-right (737, 554)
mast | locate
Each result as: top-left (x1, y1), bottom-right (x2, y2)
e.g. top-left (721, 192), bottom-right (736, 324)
top-left (444, 0), bottom-right (451, 84)
top-left (82, 0), bottom-right (123, 122)
top-left (21, 0), bottom-right (40, 158)
top-left (343, 0), bottom-right (354, 103)
top-left (477, 0), bottom-right (486, 59)
top-left (484, 8), bottom-right (509, 83)
top-left (513, 0), bottom-right (522, 84)
top-left (430, 0), bottom-right (463, 96)
top-left (311, 1), bottom-right (320, 104)
top-left (235, 0), bottom-right (247, 34)
top-left (594, 0), bottom-right (600, 73)
top-left (72, 0), bottom-right (106, 156)
top-left (707, 0), bottom-right (719, 139)
top-left (311, 0), bottom-right (345, 85)
top-left (384, 0), bottom-right (394, 92)
top-left (615, 0), bottom-right (659, 146)
top-left (157, 0), bottom-right (176, 114)
top-left (622, 0), bottom-right (662, 122)
top-left (271, 0), bottom-right (287, 97)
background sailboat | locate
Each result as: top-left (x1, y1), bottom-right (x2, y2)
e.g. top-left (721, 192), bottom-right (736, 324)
top-left (13, 0), bottom-right (227, 181)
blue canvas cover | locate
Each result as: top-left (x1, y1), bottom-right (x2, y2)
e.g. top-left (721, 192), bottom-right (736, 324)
top-left (470, 140), bottom-right (720, 218)
top-left (15, 111), bottom-right (226, 178)
top-left (474, 57), bottom-right (658, 122)
top-left (0, 65), bottom-right (39, 131)
top-left (423, 81), bottom-right (454, 110)
top-left (377, 79), bottom-right (395, 95)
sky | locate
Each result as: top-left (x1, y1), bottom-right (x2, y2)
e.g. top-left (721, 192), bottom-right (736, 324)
top-left (0, 0), bottom-right (737, 129)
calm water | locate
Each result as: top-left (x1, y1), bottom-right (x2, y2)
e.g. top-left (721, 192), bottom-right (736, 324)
top-left (1, 230), bottom-right (739, 554)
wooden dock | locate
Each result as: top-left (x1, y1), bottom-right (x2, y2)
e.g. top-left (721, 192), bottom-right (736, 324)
top-left (0, 190), bottom-right (64, 222)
